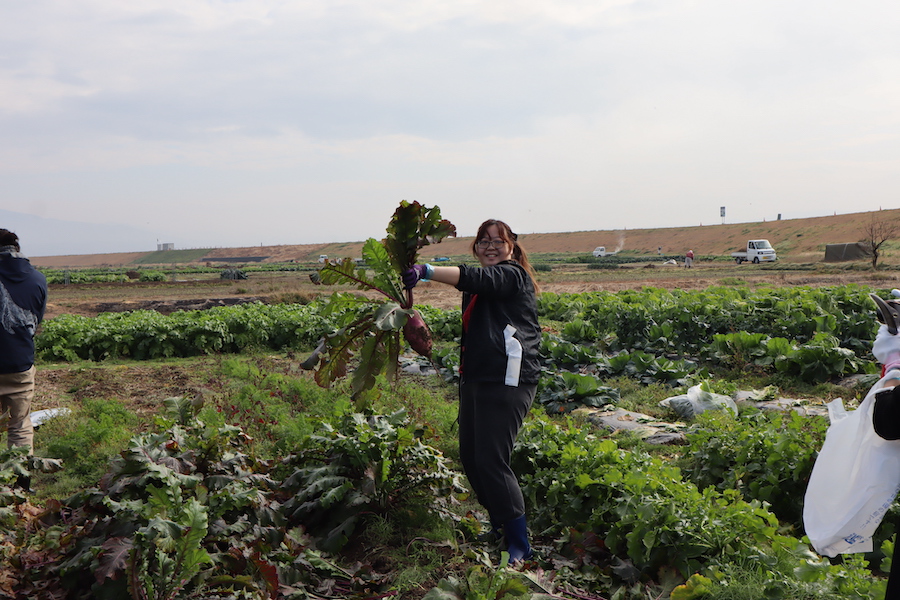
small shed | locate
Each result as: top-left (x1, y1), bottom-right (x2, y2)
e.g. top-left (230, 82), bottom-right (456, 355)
top-left (824, 242), bottom-right (869, 262)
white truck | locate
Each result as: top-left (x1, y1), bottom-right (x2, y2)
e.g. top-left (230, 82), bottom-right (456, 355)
top-left (592, 246), bottom-right (617, 257)
top-left (731, 240), bottom-right (777, 264)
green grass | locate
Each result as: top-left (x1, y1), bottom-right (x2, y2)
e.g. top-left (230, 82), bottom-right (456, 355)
top-left (35, 397), bottom-right (141, 498)
top-left (359, 510), bottom-right (462, 596)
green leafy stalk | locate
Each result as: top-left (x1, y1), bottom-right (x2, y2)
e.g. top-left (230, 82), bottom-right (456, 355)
top-left (310, 201), bottom-right (456, 399)
top-left (383, 201), bottom-right (456, 309)
top-left (319, 239), bottom-right (406, 304)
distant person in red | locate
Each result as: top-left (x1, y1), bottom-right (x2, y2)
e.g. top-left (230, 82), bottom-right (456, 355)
top-left (685, 249), bottom-right (694, 268)
top-left (0, 229), bottom-right (47, 459)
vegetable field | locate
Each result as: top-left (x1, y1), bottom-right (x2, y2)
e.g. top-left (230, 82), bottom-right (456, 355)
top-left (5, 265), bottom-right (900, 599)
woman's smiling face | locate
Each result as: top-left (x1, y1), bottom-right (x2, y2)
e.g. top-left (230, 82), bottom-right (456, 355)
top-left (475, 224), bottom-right (514, 267)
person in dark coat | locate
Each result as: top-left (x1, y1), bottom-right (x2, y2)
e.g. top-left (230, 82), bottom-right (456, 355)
top-left (403, 219), bottom-right (540, 563)
top-left (0, 229), bottom-right (48, 455)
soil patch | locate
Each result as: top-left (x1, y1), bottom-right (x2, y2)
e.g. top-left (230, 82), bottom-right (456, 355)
top-left (91, 296), bottom-right (268, 315)
top-left (35, 362), bottom-right (213, 417)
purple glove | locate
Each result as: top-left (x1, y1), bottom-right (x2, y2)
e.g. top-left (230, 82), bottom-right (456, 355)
top-left (402, 264), bottom-right (430, 289)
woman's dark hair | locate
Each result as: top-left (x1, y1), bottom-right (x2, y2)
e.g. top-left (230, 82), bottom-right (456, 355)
top-left (471, 219), bottom-right (540, 293)
top-left (0, 229), bottom-right (20, 251)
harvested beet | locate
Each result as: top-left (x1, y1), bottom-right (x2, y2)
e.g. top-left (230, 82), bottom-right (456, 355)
top-left (403, 310), bottom-right (433, 358)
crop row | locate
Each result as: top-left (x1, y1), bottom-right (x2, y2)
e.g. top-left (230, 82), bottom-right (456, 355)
top-left (37, 303), bottom-right (334, 361)
top-left (38, 263), bottom-right (320, 285)
top-left (538, 284), bottom-right (878, 354)
top-left (37, 285), bottom-right (885, 394)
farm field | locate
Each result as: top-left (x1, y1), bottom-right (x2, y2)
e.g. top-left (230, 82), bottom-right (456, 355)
top-left (42, 258), bottom-right (900, 321)
top-left (30, 207), bottom-right (900, 269)
top-left (33, 206), bottom-right (900, 319)
top-left (33, 258), bottom-right (893, 406)
top-left (7, 213), bottom-right (900, 599)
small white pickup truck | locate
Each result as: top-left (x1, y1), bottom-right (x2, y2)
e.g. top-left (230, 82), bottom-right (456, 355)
top-left (592, 246), bottom-right (617, 257)
top-left (731, 240), bottom-right (777, 264)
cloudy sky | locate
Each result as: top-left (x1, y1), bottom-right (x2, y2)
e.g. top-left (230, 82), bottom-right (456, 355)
top-left (2, 0), bottom-right (900, 256)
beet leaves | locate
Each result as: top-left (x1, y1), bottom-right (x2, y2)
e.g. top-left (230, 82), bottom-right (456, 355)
top-left (309, 201), bottom-right (456, 400)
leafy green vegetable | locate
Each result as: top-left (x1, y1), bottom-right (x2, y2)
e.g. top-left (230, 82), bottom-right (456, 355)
top-left (29, 397), bottom-right (403, 599)
top-left (537, 371), bottom-right (620, 413)
top-left (280, 410), bottom-right (465, 553)
top-left (311, 201), bottom-right (456, 399)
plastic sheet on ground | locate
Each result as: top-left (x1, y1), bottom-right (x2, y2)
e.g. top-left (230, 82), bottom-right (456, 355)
top-left (660, 385), bottom-right (738, 420)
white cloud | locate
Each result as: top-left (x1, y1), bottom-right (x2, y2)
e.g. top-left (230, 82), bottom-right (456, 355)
top-left (2, 0), bottom-right (900, 253)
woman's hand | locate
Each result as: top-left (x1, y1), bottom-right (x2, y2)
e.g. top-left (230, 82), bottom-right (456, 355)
top-left (402, 264), bottom-right (431, 289)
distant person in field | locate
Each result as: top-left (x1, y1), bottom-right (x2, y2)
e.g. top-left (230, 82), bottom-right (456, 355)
top-left (685, 249), bottom-right (694, 268)
top-left (402, 219), bottom-right (540, 564)
top-left (0, 229), bottom-right (47, 460)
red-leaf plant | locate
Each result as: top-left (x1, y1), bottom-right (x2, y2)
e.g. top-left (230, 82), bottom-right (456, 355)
top-left (306, 201), bottom-right (456, 400)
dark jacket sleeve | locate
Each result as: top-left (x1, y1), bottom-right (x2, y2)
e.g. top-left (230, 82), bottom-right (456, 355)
top-left (457, 261), bottom-right (527, 292)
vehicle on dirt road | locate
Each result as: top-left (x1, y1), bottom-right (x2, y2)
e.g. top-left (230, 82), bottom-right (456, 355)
top-left (732, 240), bottom-right (777, 264)
top-left (592, 246), bottom-right (617, 257)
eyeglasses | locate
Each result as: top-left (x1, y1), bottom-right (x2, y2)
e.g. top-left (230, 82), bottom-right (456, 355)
top-left (476, 240), bottom-right (507, 249)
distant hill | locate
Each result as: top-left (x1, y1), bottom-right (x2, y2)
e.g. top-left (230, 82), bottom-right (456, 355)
top-left (29, 208), bottom-right (900, 268)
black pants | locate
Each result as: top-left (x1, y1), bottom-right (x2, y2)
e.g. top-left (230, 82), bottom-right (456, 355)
top-left (888, 551), bottom-right (900, 600)
top-left (458, 380), bottom-right (536, 526)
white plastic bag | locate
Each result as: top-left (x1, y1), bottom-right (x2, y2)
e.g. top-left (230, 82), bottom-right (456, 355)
top-left (803, 377), bottom-right (900, 557)
top-left (659, 384), bottom-right (738, 420)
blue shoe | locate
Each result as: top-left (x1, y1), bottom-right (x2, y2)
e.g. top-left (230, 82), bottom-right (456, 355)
top-left (504, 515), bottom-right (532, 563)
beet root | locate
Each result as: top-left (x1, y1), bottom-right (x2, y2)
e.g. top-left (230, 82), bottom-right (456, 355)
top-left (403, 310), bottom-right (433, 358)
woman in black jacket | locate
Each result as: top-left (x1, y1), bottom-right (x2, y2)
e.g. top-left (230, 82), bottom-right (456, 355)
top-left (403, 219), bottom-right (541, 563)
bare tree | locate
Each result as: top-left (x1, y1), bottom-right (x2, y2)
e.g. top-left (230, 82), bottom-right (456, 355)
top-left (860, 213), bottom-right (900, 268)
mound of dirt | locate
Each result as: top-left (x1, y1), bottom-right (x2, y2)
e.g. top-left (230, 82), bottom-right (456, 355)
top-left (91, 296), bottom-right (268, 315)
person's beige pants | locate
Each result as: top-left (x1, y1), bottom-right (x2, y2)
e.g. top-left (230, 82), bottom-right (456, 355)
top-left (0, 366), bottom-right (35, 453)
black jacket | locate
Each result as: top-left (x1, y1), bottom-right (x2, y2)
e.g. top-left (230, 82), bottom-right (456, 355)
top-left (456, 261), bottom-right (541, 386)
top-left (874, 385), bottom-right (900, 440)
top-left (0, 251), bottom-right (47, 373)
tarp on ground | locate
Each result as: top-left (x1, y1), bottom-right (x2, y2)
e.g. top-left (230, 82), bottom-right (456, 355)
top-left (824, 243), bottom-right (870, 262)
